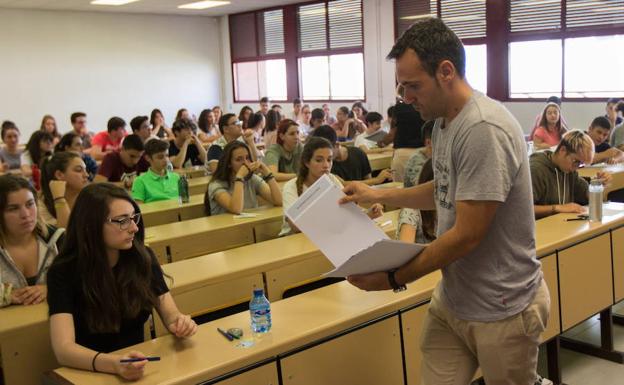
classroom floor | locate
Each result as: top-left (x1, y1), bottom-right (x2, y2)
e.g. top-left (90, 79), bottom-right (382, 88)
top-left (537, 302), bottom-right (624, 385)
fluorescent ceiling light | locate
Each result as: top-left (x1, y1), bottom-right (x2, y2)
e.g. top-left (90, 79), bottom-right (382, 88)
top-left (178, 1), bottom-right (230, 9)
top-left (90, 0), bottom-right (140, 5)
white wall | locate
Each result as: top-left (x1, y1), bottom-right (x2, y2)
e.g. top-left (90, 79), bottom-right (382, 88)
top-left (0, 8), bottom-right (221, 141)
top-left (219, 0), bottom-right (605, 133)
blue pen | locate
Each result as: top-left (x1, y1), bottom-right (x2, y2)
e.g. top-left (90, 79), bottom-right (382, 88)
top-left (120, 356), bottom-right (160, 363)
top-left (217, 327), bottom-right (234, 341)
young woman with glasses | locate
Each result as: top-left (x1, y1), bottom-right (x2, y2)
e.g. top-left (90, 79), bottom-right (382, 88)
top-left (47, 183), bottom-right (197, 381)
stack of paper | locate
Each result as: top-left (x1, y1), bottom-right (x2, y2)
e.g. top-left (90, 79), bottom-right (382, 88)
top-left (286, 174), bottom-right (426, 277)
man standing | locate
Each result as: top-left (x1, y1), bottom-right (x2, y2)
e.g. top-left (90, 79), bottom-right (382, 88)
top-left (341, 18), bottom-right (549, 385)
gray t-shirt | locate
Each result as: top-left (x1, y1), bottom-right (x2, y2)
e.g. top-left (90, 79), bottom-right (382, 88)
top-left (0, 147), bottom-right (22, 170)
top-left (432, 91), bottom-right (542, 322)
top-left (207, 174), bottom-right (265, 215)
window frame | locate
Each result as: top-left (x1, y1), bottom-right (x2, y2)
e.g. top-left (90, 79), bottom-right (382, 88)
top-left (392, 0), bottom-right (624, 102)
top-left (229, 0), bottom-right (366, 104)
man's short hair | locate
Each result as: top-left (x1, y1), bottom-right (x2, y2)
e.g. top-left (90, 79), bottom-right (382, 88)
top-left (311, 125), bottom-right (337, 146)
top-left (1, 121), bottom-right (18, 139)
top-left (218, 113), bottom-right (237, 134)
top-left (387, 17), bottom-right (465, 79)
top-left (591, 116), bottom-right (612, 131)
top-left (70, 112), bottom-right (86, 124)
top-left (293, 98), bottom-right (302, 106)
top-left (130, 116), bottom-right (149, 133)
top-left (171, 118), bottom-right (197, 135)
top-left (107, 117), bottom-right (126, 133)
top-left (122, 134), bottom-right (144, 152)
top-left (260, 96), bottom-right (270, 104)
top-left (144, 138), bottom-right (169, 157)
top-left (365, 112), bottom-right (383, 125)
top-left (555, 130), bottom-right (594, 163)
top-left (311, 108), bottom-right (325, 122)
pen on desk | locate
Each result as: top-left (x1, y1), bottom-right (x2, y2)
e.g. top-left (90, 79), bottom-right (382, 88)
top-left (566, 217), bottom-right (587, 221)
top-left (120, 356), bottom-right (160, 363)
top-left (217, 327), bottom-right (234, 341)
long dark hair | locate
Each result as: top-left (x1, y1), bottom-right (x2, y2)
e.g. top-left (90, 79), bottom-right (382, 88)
top-left (197, 109), bottom-right (213, 134)
top-left (40, 115), bottom-right (60, 138)
top-left (204, 141), bottom-right (253, 215)
top-left (418, 159), bottom-right (436, 241)
top-left (150, 109), bottom-right (167, 138)
top-left (25, 131), bottom-right (53, 167)
top-left (247, 112), bottom-right (264, 130)
top-left (0, 174), bottom-right (48, 246)
top-left (175, 108), bottom-right (188, 122)
top-left (55, 132), bottom-right (80, 153)
top-left (296, 137), bottom-right (333, 196)
top-left (538, 103), bottom-right (566, 137)
top-left (53, 183), bottom-right (160, 333)
top-left (263, 109), bottom-right (281, 136)
top-left (41, 152), bottom-right (81, 219)
top-left (238, 106), bottom-right (253, 129)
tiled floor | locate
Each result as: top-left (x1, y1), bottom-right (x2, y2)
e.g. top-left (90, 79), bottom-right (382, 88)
top-left (537, 308), bottom-right (624, 385)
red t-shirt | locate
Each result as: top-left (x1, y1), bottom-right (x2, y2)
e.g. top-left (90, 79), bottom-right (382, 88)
top-left (92, 131), bottom-right (123, 153)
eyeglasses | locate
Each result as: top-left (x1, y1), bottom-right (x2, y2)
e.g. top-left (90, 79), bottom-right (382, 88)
top-left (107, 213), bottom-right (141, 231)
top-left (229, 120), bottom-right (243, 127)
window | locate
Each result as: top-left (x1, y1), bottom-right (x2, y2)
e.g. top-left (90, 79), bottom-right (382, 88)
top-left (509, 40), bottom-right (562, 98)
top-left (464, 44), bottom-right (487, 94)
top-left (297, 0), bottom-right (365, 101)
top-left (229, 9), bottom-right (286, 101)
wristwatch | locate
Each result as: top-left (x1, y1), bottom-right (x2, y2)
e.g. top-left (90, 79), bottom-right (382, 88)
top-left (387, 270), bottom-right (407, 293)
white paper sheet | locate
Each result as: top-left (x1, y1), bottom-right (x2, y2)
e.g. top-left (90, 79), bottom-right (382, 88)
top-left (286, 174), bottom-right (426, 277)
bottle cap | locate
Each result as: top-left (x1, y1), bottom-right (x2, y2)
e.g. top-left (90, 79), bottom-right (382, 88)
top-left (253, 288), bottom-right (264, 296)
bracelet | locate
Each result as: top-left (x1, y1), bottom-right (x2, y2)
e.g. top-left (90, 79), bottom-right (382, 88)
top-left (53, 197), bottom-right (66, 202)
top-left (92, 352), bottom-right (102, 372)
top-left (234, 177), bottom-right (245, 184)
top-left (262, 173), bottom-right (274, 182)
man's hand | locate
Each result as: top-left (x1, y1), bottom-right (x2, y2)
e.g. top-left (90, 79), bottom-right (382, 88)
top-left (596, 171), bottom-right (612, 187)
top-left (340, 182), bottom-right (380, 205)
top-left (347, 271), bottom-right (392, 291)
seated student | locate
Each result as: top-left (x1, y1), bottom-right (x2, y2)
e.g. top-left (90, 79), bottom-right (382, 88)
top-left (94, 134), bottom-right (145, 189)
top-left (311, 125), bottom-right (392, 185)
top-left (70, 112), bottom-right (94, 151)
top-left (207, 113), bottom-right (257, 174)
top-left (150, 109), bottom-right (173, 139)
top-left (130, 115), bottom-right (158, 144)
top-left (291, 98), bottom-right (303, 121)
top-left (56, 132), bottom-right (98, 181)
top-left (332, 106), bottom-right (364, 140)
top-left (530, 130), bottom-right (610, 219)
top-left (47, 183), bottom-right (197, 380)
top-left (322, 103), bottom-right (337, 125)
top-left (606, 98), bottom-right (623, 128)
top-left (258, 96), bottom-right (270, 116)
top-left (271, 104), bottom-right (283, 115)
top-left (529, 96), bottom-right (568, 140)
top-left (397, 159), bottom-right (436, 244)
top-left (403, 121), bottom-right (433, 187)
top-left (279, 137), bottom-right (383, 236)
top-left (351, 101), bottom-right (368, 122)
top-left (297, 104), bottom-right (312, 137)
top-left (40, 152), bottom-right (90, 228)
top-left (91, 117), bottom-right (127, 161)
top-left (587, 116), bottom-right (624, 164)
top-left (197, 109), bottom-right (221, 144)
top-left (21, 131), bottom-right (54, 183)
top-left (0, 175), bottom-right (64, 306)
top-left (0, 121), bottom-right (22, 171)
top-left (205, 141), bottom-right (282, 215)
top-left (310, 108), bottom-right (325, 131)
top-left (264, 109), bottom-right (282, 147)
top-left (175, 108), bottom-right (190, 122)
top-left (168, 118), bottom-right (207, 169)
top-left (611, 114), bottom-right (624, 150)
top-left (40, 115), bottom-right (61, 146)
top-left (132, 140), bottom-right (180, 204)
top-left (354, 112), bottom-right (389, 153)
top-left (212, 106), bottom-right (222, 125)
top-left (533, 102), bottom-right (567, 150)
top-left (247, 112), bottom-right (266, 143)
top-left (264, 119), bottom-right (303, 182)
top-left (238, 106), bottom-right (253, 129)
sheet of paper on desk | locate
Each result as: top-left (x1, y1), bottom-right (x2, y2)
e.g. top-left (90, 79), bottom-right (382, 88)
top-left (286, 174), bottom-right (426, 277)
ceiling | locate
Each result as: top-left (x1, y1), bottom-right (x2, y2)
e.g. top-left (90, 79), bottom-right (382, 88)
top-left (0, 0), bottom-right (303, 17)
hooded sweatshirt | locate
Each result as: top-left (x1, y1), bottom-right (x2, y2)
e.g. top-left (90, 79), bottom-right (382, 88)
top-left (0, 226), bottom-right (64, 290)
top-left (529, 151), bottom-right (589, 206)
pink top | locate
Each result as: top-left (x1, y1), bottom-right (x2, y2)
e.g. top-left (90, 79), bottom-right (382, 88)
top-left (533, 126), bottom-right (561, 147)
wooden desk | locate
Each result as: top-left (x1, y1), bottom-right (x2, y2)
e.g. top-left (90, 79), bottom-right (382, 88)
top-left (578, 164), bottom-right (624, 197)
top-left (145, 206), bottom-right (284, 263)
top-left (173, 166), bottom-right (208, 179)
top-left (368, 152), bottom-right (392, 171)
top-left (139, 194), bottom-right (205, 227)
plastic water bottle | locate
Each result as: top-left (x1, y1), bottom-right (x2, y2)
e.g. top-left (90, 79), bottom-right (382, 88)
top-left (166, 160), bottom-right (174, 173)
top-left (178, 175), bottom-right (189, 204)
top-left (589, 178), bottom-right (603, 222)
top-left (249, 288), bottom-right (271, 333)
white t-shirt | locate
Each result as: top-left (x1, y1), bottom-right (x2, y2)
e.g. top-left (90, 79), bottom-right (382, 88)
top-left (279, 173), bottom-right (343, 236)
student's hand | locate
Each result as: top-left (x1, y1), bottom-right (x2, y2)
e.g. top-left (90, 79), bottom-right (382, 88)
top-left (367, 203), bottom-right (384, 219)
top-left (555, 203), bottom-right (587, 214)
top-left (597, 171), bottom-right (612, 187)
top-left (340, 182), bottom-right (380, 205)
top-left (190, 134), bottom-right (201, 146)
top-left (243, 129), bottom-right (255, 142)
top-left (347, 271), bottom-right (392, 291)
top-left (235, 163), bottom-right (251, 179)
top-left (168, 314), bottom-right (198, 338)
top-left (115, 351), bottom-right (147, 381)
top-left (375, 169), bottom-right (393, 184)
top-left (49, 180), bottom-right (67, 200)
top-left (256, 162), bottom-right (271, 177)
top-left (11, 285), bottom-right (47, 305)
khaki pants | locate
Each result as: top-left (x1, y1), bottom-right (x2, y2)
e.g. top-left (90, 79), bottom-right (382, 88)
top-left (391, 148), bottom-right (419, 183)
top-left (420, 279), bottom-right (550, 385)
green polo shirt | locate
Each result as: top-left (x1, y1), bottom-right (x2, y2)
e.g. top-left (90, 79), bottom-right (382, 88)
top-left (131, 168), bottom-right (180, 203)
